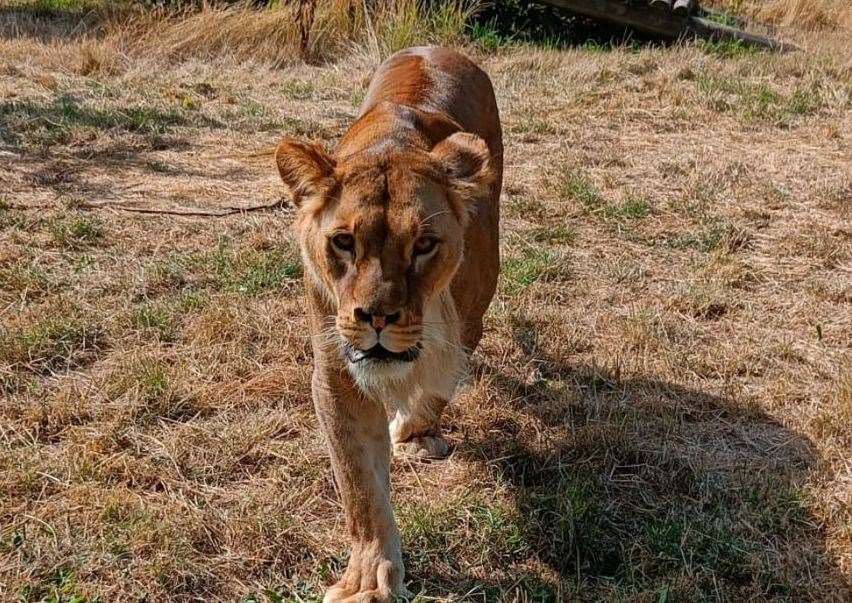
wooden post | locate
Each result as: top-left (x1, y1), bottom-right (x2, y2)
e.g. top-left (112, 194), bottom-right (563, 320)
top-left (297, 0), bottom-right (316, 57)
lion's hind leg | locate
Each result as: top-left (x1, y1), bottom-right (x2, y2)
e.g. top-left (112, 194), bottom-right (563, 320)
top-left (390, 394), bottom-right (450, 459)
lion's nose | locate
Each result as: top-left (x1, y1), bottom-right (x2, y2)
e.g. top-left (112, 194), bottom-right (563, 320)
top-left (354, 307), bottom-right (402, 332)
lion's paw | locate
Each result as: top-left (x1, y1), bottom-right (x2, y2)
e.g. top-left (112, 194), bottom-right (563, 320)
top-left (393, 434), bottom-right (449, 459)
top-left (323, 551), bottom-right (408, 603)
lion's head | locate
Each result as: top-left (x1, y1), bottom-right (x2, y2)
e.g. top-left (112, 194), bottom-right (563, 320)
top-left (276, 132), bottom-right (494, 383)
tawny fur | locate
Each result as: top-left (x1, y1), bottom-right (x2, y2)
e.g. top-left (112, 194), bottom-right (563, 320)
top-left (276, 46), bottom-right (502, 603)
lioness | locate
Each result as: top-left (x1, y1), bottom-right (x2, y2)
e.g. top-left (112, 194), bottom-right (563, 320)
top-left (275, 46), bottom-right (502, 602)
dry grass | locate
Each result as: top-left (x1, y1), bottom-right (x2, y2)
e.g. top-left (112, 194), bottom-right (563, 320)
top-left (708, 0), bottom-right (852, 30)
top-left (1, 2), bottom-right (851, 602)
top-left (0, 0), bottom-right (481, 68)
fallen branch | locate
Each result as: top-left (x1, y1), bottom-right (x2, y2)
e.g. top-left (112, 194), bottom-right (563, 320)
top-left (688, 16), bottom-right (799, 52)
top-left (77, 197), bottom-right (291, 217)
top-left (207, 147), bottom-right (277, 161)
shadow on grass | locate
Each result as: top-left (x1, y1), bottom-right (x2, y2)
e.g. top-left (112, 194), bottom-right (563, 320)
top-left (471, 1), bottom-right (678, 52)
top-left (0, 95), bottom-right (222, 148)
top-left (0, 94), bottom-right (260, 197)
top-left (401, 317), bottom-right (848, 601)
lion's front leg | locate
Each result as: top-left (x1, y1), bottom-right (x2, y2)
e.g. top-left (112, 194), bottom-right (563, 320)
top-left (312, 370), bottom-right (406, 603)
top-left (390, 394), bottom-right (450, 459)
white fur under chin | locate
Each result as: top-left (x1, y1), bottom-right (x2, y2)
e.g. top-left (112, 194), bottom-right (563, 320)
top-left (347, 358), bottom-right (415, 393)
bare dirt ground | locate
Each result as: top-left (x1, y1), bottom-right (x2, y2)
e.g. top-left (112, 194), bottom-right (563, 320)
top-left (1, 4), bottom-right (850, 602)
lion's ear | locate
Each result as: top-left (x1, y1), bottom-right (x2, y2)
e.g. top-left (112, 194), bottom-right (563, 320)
top-left (430, 132), bottom-right (494, 222)
top-left (275, 137), bottom-right (336, 207)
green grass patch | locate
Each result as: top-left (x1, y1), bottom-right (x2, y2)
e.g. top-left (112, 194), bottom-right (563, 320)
top-left (0, 264), bottom-right (54, 299)
top-left (280, 79), bottom-right (315, 101)
top-left (700, 38), bottom-right (759, 59)
top-left (529, 226), bottom-right (576, 245)
top-left (373, 0), bottom-right (477, 57)
top-left (104, 356), bottom-right (192, 424)
top-left (178, 291), bottom-right (209, 313)
top-left (506, 194), bottom-right (547, 220)
top-left (349, 88), bottom-right (367, 110)
top-left (509, 115), bottom-right (558, 136)
top-left (49, 216), bottom-right (104, 249)
top-left (560, 174), bottom-right (651, 222)
top-left (219, 99), bottom-right (323, 136)
top-left (666, 220), bottom-right (750, 253)
top-left (520, 471), bottom-right (620, 577)
top-left (130, 304), bottom-right (178, 342)
top-left (212, 244), bottom-right (302, 296)
top-left (134, 362), bottom-right (170, 402)
top-left (221, 99), bottom-right (279, 132)
top-left (555, 168), bottom-right (602, 209)
top-left (602, 193), bottom-right (651, 221)
top-left (10, 0), bottom-right (105, 14)
top-left (280, 115), bottom-right (326, 139)
top-left (467, 504), bottom-right (528, 561)
top-left (581, 39), bottom-right (642, 54)
top-left (745, 480), bottom-right (810, 533)
top-left (697, 76), bottom-right (822, 126)
top-left (145, 255), bottom-right (190, 294)
top-left (145, 159), bottom-right (179, 175)
top-left (701, 9), bottom-right (740, 27)
top-left (398, 497), bottom-right (527, 571)
top-left (0, 314), bottom-right (104, 373)
top-left (501, 248), bottom-right (559, 294)
top-left (397, 502), bottom-right (454, 565)
top-left (0, 95), bottom-right (205, 147)
top-left (19, 567), bottom-right (93, 603)
top-left (467, 20), bottom-right (512, 52)
top-left (0, 200), bottom-right (36, 230)
top-left (643, 513), bottom-right (752, 579)
top-left (119, 359), bottom-right (202, 424)
top-left (144, 243), bottom-right (301, 298)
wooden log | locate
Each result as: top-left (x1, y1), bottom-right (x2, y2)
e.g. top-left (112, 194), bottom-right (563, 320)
top-left (533, 0), bottom-right (798, 51)
top-left (688, 16), bottom-right (799, 51)
top-left (535, 0), bottom-right (688, 37)
top-left (673, 0), bottom-right (694, 16)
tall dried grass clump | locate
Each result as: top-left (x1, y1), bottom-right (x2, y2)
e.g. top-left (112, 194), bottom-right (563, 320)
top-left (710, 0), bottom-right (852, 30)
top-left (131, 1), bottom-right (303, 65)
top-left (757, 0), bottom-right (852, 29)
top-left (129, 0), bottom-right (480, 66)
top-left (358, 0), bottom-right (481, 59)
top-left (1, 1), bottom-right (481, 68)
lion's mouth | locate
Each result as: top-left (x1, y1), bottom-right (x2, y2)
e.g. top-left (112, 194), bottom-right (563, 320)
top-left (344, 343), bottom-right (420, 364)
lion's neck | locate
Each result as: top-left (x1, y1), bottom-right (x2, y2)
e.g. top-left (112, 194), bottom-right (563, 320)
top-left (335, 102), bottom-right (460, 161)
top-left (336, 107), bottom-right (424, 158)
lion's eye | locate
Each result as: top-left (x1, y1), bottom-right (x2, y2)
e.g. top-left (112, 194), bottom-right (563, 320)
top-left (331, 233), bottom-right (355, 253)
top-left (413, 236), bottom-right (439, 256)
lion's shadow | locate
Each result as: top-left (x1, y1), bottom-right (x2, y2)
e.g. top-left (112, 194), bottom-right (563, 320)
top-left (402, 318), bottom-right (848, 601)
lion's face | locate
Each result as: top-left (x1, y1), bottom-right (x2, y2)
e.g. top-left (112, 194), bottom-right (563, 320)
top-left (276, 133), bottom-right (493, 383)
